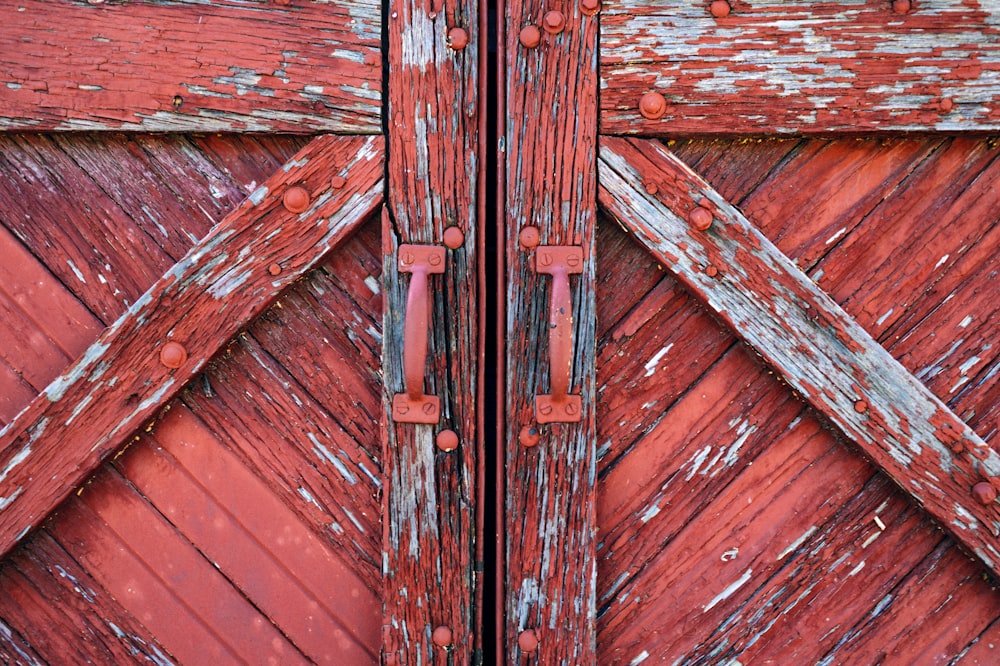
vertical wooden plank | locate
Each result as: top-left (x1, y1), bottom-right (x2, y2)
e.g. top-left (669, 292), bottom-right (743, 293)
top-left (504, 0), bottom-right (598, 661)
top-left (384, 0), bottom-right (480, 660)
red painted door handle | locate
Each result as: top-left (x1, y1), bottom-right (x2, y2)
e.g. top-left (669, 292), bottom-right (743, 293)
top-left (534, 246), bottom-right (583, 423)
top-left (392, 244), bottom-right (446, 424)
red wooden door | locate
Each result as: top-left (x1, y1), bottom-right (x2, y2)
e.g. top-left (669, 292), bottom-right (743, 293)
top-left (0, 1), bottom-right (480, 664)
top-left (503, 0), bottom-right (1000, 663)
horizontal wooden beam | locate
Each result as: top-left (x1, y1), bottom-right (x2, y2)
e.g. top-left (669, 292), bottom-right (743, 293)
top-left (602, 0), bottom-right (1000, 135)
top-left (0, 0), bottom-right (380, 133)
top-left (0, 134), bottom-right (384, 558)
top-left (597, 136), bottom-right (1000, 576)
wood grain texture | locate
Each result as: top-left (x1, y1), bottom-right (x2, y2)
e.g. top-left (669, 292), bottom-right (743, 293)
top-left (504, 0), bottom-right (598, 661)
top-left (0, 134), bottom-right (384, 559)
top-left (601, 0), bottom-right (1000, 134)
top-left (597, 136), bottom-right (1000, 577)
top-left (383, 0), bottom-right (481, 660)
top-left (0, 0), bottom-right (380, 133)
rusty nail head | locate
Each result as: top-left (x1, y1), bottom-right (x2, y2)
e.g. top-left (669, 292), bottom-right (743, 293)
top-left (160, 342), bottom-right (188, 369)
top-left (436, 430), bottom-right (459, 452)
top-left (644, 181), bottom-right (658, 195)
top-left (710, 0), bottom-right (731, 18)
top-left (519, 25), bottom-right (542, 48)
top-left (639, 92), bottom-right (668, 120)
top-left (518, 629), bottom-right (540, 653)
top-left (519, 426), bottom-right (540, 447)
top-left (580, 0), bottom-right (601, 15)
top-left (892, 0), bottom-right (911, 14)
top-left (431, 625), bottom-right (453, 647)
top-left (973, 482), bottom-right (997, 505)
top-left (705, 264), bottom-right (719, 277)
top-left (939, 97), bottom-right (954, 113)
top-left (331, 175), bottom-right (347, 189)
top-left (519, 226), bottom-right (541, 249)
top-left (543, 10), bottom-right (565, 34)
top-left (448, 27), bottom-right (469, 50)
top-left (443, 226), bottom-right (465, 249)
top-left (854, 399), bottom-right (868, 414)
top-left (268, 263), bottom-right (282, 276)
top-left (172, 95), bottom-right (184, 110)
top-left (690, 206), bottom-right (714, 231)
top-left (283, 186), bottom-right (310, 213)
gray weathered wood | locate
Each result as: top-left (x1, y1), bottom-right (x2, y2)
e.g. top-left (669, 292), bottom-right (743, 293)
top-left (602, 0), bottom-right (1000, 134)
top-left (598, 136), bottom-right (1000, 576)
top-left (0, 134), bottom-right (384, 558)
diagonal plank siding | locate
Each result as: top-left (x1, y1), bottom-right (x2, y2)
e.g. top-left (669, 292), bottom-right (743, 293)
top-left (0, 0), bottom-right (381, 133)
top-left (602, 0), bottom-right (1000, 134)
top-left (593, 137), bottom-right (1000, 664)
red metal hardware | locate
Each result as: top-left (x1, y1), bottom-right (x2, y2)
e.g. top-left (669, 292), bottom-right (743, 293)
top-left (533, 246), bottom-right (583, 423)
top-left (393, 244), bottom-right (446, 424)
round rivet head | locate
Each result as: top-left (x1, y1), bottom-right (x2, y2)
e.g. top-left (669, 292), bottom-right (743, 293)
top-left (443, 226), bottom-right (465, 249)
top-left (436, 430), bottom-right (459, 452)
top-left (710, 0), bottom-right (731, 18)
top-left (283, 186), bottom-right (310, 213)
top-left (518, 629), bottom-right (539, 653)
top-left (432, 625), bottom-right (453, 647)
top-left (854, 400), bottom-right (868, 414)
top-left (639, 92), bottom-right (668, 120)
top-left (519, 426), bottom-right (540, 448)
top-left (160, 342), bottom-right (188, 369)
top-left (519, 226), bottom-right (541, 249)
top-left (892, 0), bottom-right (911, 14)
top-left (705, 264), bottom-right (719, 278)
top-left (519, 25), bottom-right (542, 48)
top-left (543, 10), bottom-right (565, 34)
top-left (331, 175), bottom-right (347, 189)
top-left (973, 482), bottom-right (997, 505)
top-left (448, 27), bottom-right (469, 50)
top-left (689, 206), bottom-right (714, 231)
top-left (268, 263), bottom-right (282, 276)
top-left (939, 97), bottom-right (954, 113)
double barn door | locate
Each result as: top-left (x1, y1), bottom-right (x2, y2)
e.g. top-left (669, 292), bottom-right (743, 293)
top-left (2, 0), bottom-right (1000, 664)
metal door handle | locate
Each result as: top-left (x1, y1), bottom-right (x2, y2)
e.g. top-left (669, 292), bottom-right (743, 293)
top-left (534, 246), bottom-right (583, 423)
top-left (392, 244), bottom-right (446, 424)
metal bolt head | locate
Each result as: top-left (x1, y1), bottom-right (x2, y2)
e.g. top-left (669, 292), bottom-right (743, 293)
top-left (580, 0), bottom-right (601, 16)
top-left (443, 226), bottom-right (465, 249)
top-left (892, 0), bottom-right (911, 14)
top-left (710, 0), bottom-right (731, 18)
top-left (519, 426), bottom-right (540, 448)
top-left (448, 27), bottom-right (469, 50)
top-left (283, 186), bottom-right (310, 213)
top-left (519, 226), bottom-right (541, 249)
top-left (431, 625), bottom-right (453, 647)
top-left (160, 342), bottom-right (188, 369)
top-left (644, 181), bottom-right (658, 195)
top-left (705, 264), bottom-right (719, 278)
top-left (331, 175), bottom-right (347, 189)
top-left (518, 629), bottom-right (539, 653)
top-left (268, 263), bottom-right (282, 276)
top-left (854, 399), bottom-right (868, 414)
top-left (436, 430), bottom-right (459, 452)
top-left (639, 92), bottom-right (668, 120)
top-left (543, 10), bottom-right (565, 34)
top-left (973, 481), bottom-right (997, 505)
top-left (519, 25), bottom-right (542, 48)
top-left (689, 206), bottom-right (714, 231)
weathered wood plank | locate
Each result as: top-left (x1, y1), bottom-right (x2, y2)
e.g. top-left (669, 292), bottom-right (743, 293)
top-left (601, 0), bottom-right (1000, 135)
top-left (598, 136), bottom-right (1000, 577)
top-left (118, 405), bottom-right (379, 664)
top-left (382, 0), bottom-right (481, 660)
top-left (0, 0), bottom-right (380, 133)
top-left (55, 468), bottom-right (310, 664)
top-left (504, 0), bottom-right (599, 661)
top-left (0, 531), bottom-right (174, 665)
top-left (0, 134), bottom-right (384, 558)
